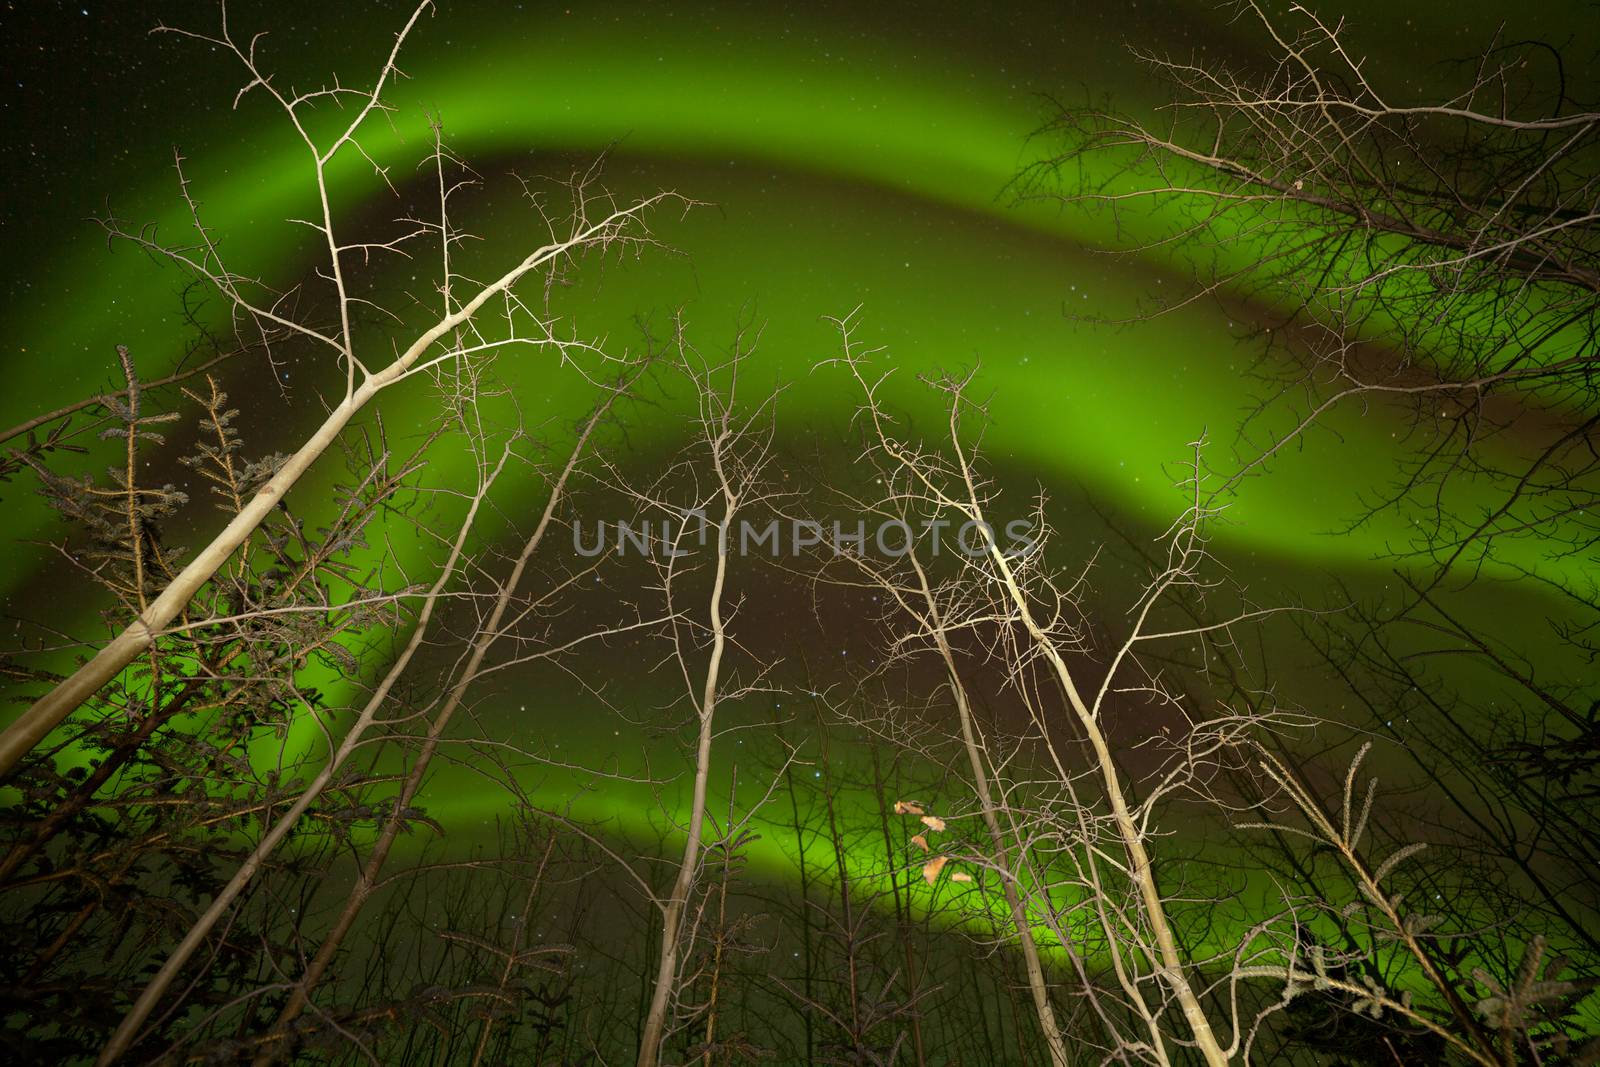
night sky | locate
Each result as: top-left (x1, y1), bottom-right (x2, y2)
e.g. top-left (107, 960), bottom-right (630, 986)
top-left (1, 0), bottom-right (1595, 976)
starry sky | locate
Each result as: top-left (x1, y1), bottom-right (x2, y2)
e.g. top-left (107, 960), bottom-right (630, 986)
top-left (0, 0), bottom-right (1594, 916)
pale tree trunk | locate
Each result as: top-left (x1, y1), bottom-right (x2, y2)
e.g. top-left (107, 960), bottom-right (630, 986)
top-left (904, 551), bottom-right (1071, 1067)
top-left (942, 651), bottom-right (1070, 1067)
top-left (244, 387), bottom-right (632, 1066)
top-left (942, 368), bottom-right (1230, 1067)
top-left (0, 201), bottom-right (667, 781)
top-left (95, 440), bottom-right (516, 1066)
top-left (982, 523), bottom-right (1231, 1067)
top-left (98, 380), bottom-right (628, 1065)
top-left (831, 315), bottom-right (1233, 1066)
top-left (637, 489), bottom-right (735, 1067)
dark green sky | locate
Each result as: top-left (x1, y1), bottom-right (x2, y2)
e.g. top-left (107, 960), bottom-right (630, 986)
top-left (2, 0), bottom-right (1592, 577)
top-left (0, 0), bottom-right (1593, 904)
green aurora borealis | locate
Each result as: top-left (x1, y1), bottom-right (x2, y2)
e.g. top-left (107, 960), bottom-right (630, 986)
top-left (1, 0), bottom-right (1594, 980)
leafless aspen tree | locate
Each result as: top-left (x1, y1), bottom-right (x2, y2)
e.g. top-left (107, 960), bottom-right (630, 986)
top-left (815, 419), bottom-right (1075, 1063)
top-left (1, 346), bottom-right (443, 1061)
top-left (1023, 0), bottom-right (1598, 766)
top-left (96, 357), bottom-right (641, 1063)
top-left (14, 2), bottom-right (1598, 1062)
top-left (1073, 451), bottom-right (1600, 1065)
top-left (239, 381), bottom-right (676, 1065)
top-left (1023, 7), bottom-right (1600, 1059)
top-left (821, 310), bottom-right (1317, 1066)
top-left (0, 0), bottom-right (684, 778)
top-left (630, 321), bottom-right (789, 1067)
top-left (1027, 2), bottom-right (1598, 546)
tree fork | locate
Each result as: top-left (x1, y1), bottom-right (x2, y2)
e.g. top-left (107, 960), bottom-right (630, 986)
top-left (0, 203), bottom-right (668, 782)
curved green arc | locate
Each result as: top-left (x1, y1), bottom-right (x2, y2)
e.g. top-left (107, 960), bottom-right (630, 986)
top-left (1, 14), bottom-right (1579, 593)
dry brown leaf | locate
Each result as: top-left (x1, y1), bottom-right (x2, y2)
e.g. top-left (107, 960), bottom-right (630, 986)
top-left (919, 815), bottom-right (946, 832)
top-left (921, 856), bottom-right (948, 885)
top-left (950, 871), bottom-right (973, 883)
top-left (909, 834), bottom-right (929, 852)
top-left (893, 800), bottom-right (925, 816)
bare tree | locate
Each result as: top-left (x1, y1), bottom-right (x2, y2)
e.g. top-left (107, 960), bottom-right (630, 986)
top-left (815, 400), bottom-right (1074, 1064)
top-left (1026, 1), bottom-right (1598, 556)
top-left (12, 3), bottom-right (1598, 1064)
top-left (96, 358), bottom-right (642, 1063)
top-left (1021, 8), bottom-right (1600, 1060)
top-left (631, 320), bottom-right (787, 1067)
top-left (1023, 0), bottom-right (1598, 814)
top-left (1, 353), bottom-right (431, 1062)
top-left (0, 1), bottom-right (684, 777)
top-left (820, 310), bottom-right (1322, 1066)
